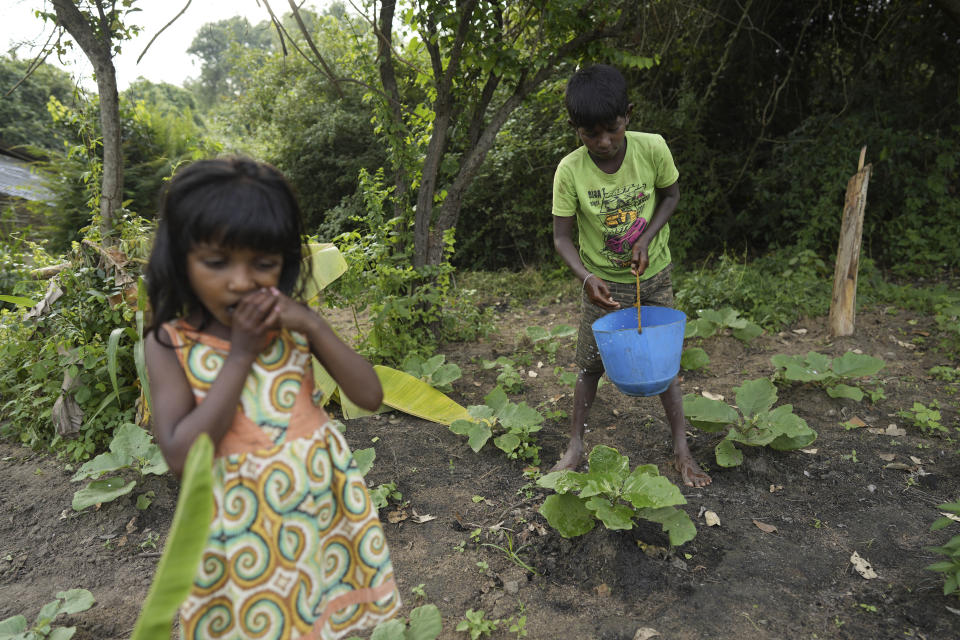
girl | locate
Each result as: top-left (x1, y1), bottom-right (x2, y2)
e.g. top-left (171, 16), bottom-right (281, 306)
top-left (145, 157), bottom-right (400, 639)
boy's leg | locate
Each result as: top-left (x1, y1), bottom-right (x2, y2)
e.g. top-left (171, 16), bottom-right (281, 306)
top-left (641, 266), bottom-right (711, 487)
top-left (552, 369), bottom-right (603, 471)
top-left (660, 378), bottom-right (711, 487)
top-left (551, 279), bottom-right (612, 472)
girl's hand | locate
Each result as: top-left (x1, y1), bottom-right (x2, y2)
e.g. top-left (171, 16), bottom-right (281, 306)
top-left (230, 288), bottom-right (280, 357)
top-left (266, 287), bottom-right (319, 334)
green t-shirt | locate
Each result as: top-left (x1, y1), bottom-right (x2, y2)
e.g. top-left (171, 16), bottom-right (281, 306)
top-left (552, 131), bottom-right (679, 282)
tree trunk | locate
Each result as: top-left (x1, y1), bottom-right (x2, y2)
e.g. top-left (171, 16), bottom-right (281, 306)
top-left (375, 0), bottom-right (410, 229)
top-left (52, 0), bottom-right (123, 243)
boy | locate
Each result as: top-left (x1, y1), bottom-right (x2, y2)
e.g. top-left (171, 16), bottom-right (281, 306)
top-left (551, 64), bottom-right (710, 487)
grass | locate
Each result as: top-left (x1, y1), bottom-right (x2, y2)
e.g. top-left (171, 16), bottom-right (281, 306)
top-left (455, 246), bottom-right (960, 361)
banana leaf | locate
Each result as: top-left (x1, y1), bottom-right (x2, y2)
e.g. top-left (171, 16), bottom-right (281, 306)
top-left (302, 242), bottom-right (348, 305)
top-left (131, 434), bottom-right (214, 640)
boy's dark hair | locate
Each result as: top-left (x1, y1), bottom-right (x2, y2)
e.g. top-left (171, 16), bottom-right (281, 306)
top-left (145, 156), bottom-right (309, 338)
top-left (565, 64), bottom-right (629, 128)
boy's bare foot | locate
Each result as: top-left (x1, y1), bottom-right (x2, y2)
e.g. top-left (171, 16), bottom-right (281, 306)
top-left (673, 453), bottom-right (711, 487)
top-left (550, 444), bottom-right (586, 472)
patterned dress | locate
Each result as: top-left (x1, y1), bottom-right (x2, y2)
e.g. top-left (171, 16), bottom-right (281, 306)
top-left (162, 320), bottom-right (400, 640)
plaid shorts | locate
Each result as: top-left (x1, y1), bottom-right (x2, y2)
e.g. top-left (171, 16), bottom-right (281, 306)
top-left (575, 264), bottom-right (675, 374)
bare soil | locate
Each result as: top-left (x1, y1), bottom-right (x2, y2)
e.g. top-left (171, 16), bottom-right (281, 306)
top-left (2, 301), bottom-right (960, 639)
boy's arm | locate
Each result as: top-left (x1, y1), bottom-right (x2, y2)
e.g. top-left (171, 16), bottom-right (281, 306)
top-left (631, 181), bottom-right (679, 276)
top-left (553, 215), bottom-right (619, 310)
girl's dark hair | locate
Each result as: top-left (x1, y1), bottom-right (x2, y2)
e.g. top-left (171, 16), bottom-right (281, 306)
top-left (145, 156), bottom-right (310, 339)
top-left (565, 64), bottom-right (629, 128)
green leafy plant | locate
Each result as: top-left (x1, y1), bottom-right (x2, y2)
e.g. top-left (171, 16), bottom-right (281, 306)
top-left (930, 366), bottom-right (960, 383)
top-left (345, 604), bottom-right (442, 640)
top-left (771, 351), bottom-right (885, 402)
top-left (455, 609), bottom-right (499, 639)
top-left (680, 347), bottom-right (710, 371)
top-left (524, 324), bottom-right (575, 362)
top-left (537, 445), bottom-right (696, 546)
top-left (480, 357), bottom-right (525, 393)
top-left (675, 248), bottom-right (831, 331)
top-left (685, 307), bottom-right (763, 342)
top-left (934, 303), bottom-right (960, 360)
top-left (927, 502), bottom-right (960, 597)
top-left (449, 387), bottom-right (544, 464)
top-left (479, 531), bottom-right (538, 575)
top-left (0, 589), bottom-right (94, 640)
top-left (70, 423), bottom-right (168, 511)
top-left (897, 401), bottom-right (946, 435)
top-left (370, 481), bottom-right (404, 510)
top-left (326, 169), bottom-right (493, 365)
top-left (402, 353), bottom-right (462, 393)
top-left (683, 378), bottom-right (817, 467)
top-left (553, 366), bottom-right (578, 388)
top-left (507, 603), bottom-right (529, 638)
top-left (0, 256), bottom-right (141, 461)
top-left (353, 447), bottom-right (376, 476)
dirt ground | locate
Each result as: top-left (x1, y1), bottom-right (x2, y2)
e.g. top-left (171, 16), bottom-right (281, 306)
top-left (2, 299), bottom-right (959, 639)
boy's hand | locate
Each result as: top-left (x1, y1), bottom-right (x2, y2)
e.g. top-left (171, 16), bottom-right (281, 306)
top-left (584, 277), bottom-right (620, 310)
top-left (630, 242), bottom-right (650, 277)
top-left (230, 289), bottom-right (280, 357)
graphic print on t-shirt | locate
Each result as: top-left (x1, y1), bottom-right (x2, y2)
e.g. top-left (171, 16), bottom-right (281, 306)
top-left (587, 182), bottom-right (651, 265)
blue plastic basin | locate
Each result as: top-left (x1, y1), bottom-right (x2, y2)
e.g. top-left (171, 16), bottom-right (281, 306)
top-left (592, 306), bottom-right (687, 397)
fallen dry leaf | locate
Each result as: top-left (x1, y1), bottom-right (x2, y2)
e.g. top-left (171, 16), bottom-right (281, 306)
top-left (704, 510), bottom-right (721, 527)
top-left (884, 462), bottom-right (915, 471)
top-left (850, 551), bottom-right (878, 579)
top-left (940, 512), bottom-right (960, 524)
top-left (885, 424), bottom-right (907, 437)
top-left (909, 455), bottom-right (923, 465)
top-left (634, 628), bottom-right (661, 640)
top-left (867, 428), bottom-right (885, 435)
top-left (125, 516), bottom-right (137, 534)
top-left (527, 370), bottom-right (538, 378)
top-left (892, 336), bottom-right (917, 350)
top-left (801, 448), bottom-right (818, 455)
top-left (753, 519), bottom-right (777, 534)
top-left (387, 509), bottom-right (408, 524)
top-left (848, 416), bottom-right (867, 428)
top-left (792, 328), bottom-right (808, 335)
top-left (877, 453), bottom-right (896, 462)
top-left (411, 511), bottom-right (437, 524)
top-left (702, 391), bottom-right (725, 401)
top-left (595, 583), bottom-right (611, 597)
top-left (769, 484), bottom-right (783, 493)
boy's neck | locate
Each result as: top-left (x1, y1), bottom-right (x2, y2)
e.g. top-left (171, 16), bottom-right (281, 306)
top-left (588, 136), bottom-right (628, 174)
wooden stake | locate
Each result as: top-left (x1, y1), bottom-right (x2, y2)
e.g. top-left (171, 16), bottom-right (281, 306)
top-left (829, 147), bottom-right (871, 337)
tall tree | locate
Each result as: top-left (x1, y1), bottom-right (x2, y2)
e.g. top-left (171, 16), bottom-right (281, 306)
top-left (42, 0), bottom-right (140, 242)
top-left (185, 16), bottom-right (275, 108)
top-left (269, 0), bottom-right (648, 268)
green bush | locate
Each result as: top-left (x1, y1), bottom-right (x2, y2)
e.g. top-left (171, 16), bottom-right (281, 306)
top-left (324, 169), bottom-right (494, 365)
top-left (0, 244), bottom-right (140, 461)
top-left (675, 247), bottom-right (831, 331)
